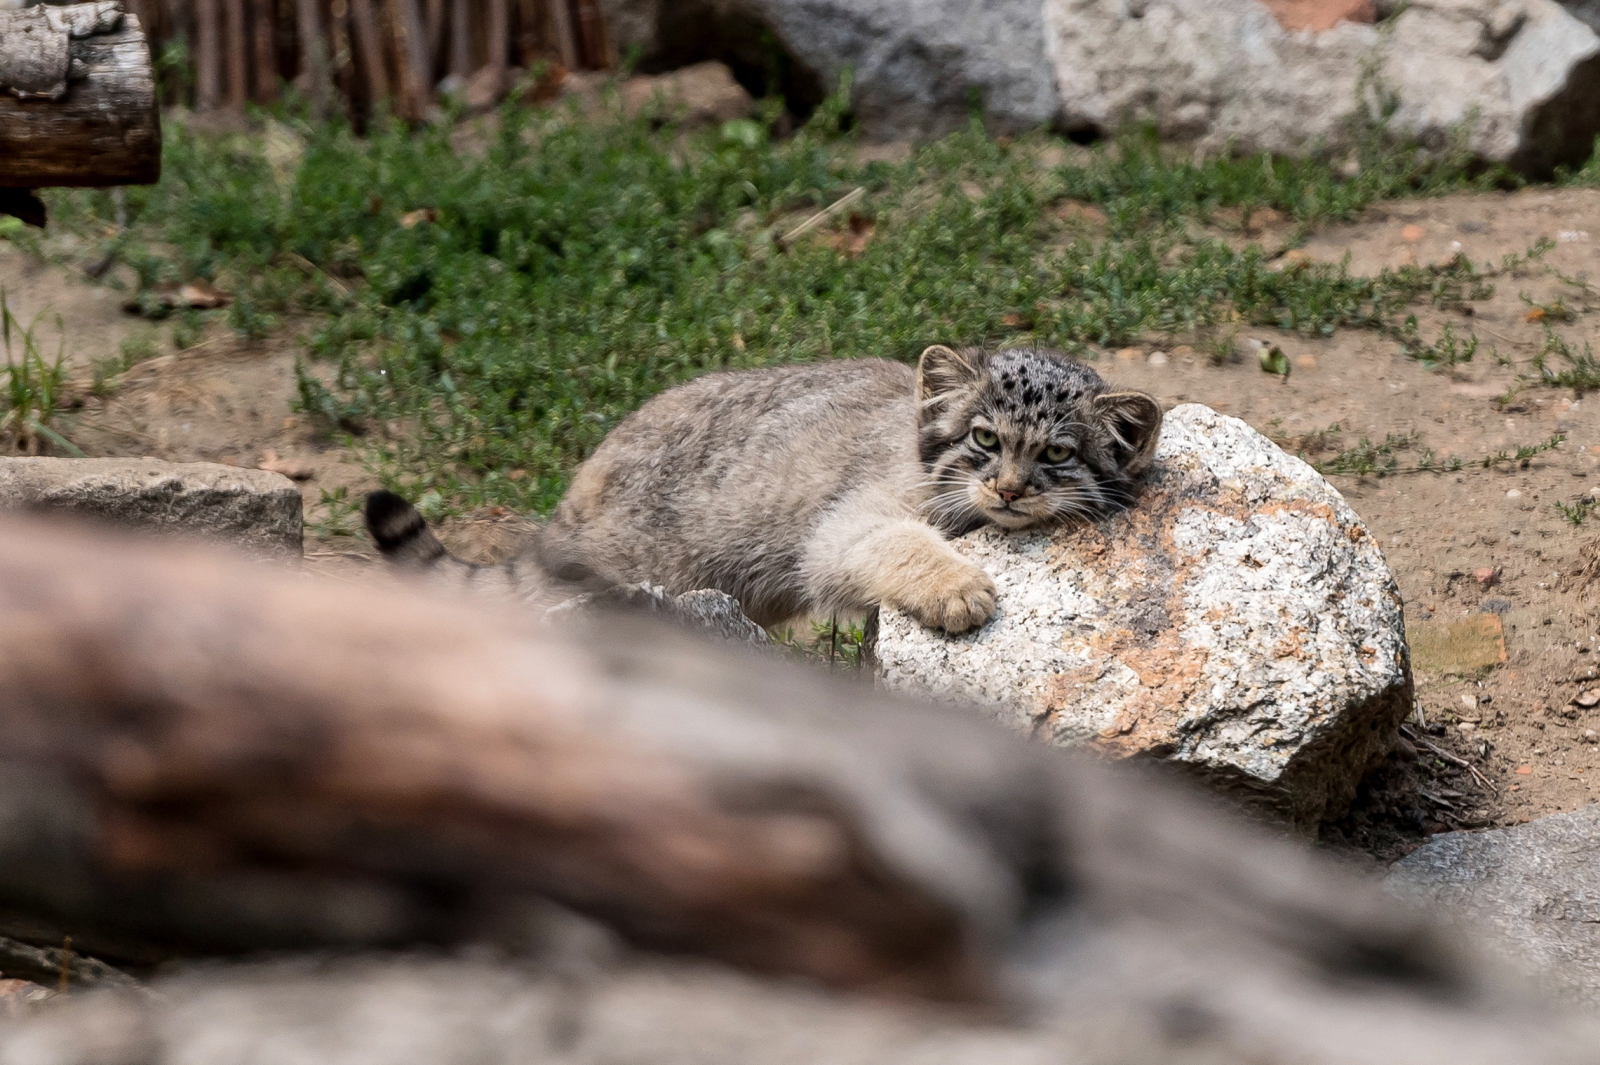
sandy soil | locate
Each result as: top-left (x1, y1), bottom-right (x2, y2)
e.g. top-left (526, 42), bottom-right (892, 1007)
top-left (8, 184), bottom-right (1600, 859)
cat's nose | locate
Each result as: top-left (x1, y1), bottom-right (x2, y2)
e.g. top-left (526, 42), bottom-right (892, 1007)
top-left (996, 487), bottom-right (1022, 504)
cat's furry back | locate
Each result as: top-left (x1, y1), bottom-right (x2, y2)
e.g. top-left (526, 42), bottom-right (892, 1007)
top-left (368, 347), bottom-right (1162, 633)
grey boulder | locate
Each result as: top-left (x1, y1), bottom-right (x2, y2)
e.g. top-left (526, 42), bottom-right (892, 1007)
top-left (1045, 0), bottom-right (1600, 175)
top-left (0, 457), bottom-right (302, 557)
top-left (874, 404), bottom-right (1412, 829)
top-left (1390, 803), bottom-right (1600, 1006)
top-left (599, 0), bottom-right (1060, 139)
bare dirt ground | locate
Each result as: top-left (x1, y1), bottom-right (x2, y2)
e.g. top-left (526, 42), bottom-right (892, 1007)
top-left (8, 184), bottom-right (1600, 859)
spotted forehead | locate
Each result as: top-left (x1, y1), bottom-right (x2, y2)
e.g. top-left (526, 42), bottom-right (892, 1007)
top-left (986, 350), bottom-right (1102, 405)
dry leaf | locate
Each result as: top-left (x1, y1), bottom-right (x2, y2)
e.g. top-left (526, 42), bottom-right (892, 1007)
top-left (257, 450), bottom-right (314, 482)
top-left (400, 208), bottom-right (440, 229)
top-left (124, 279), bottom-right (234, 315)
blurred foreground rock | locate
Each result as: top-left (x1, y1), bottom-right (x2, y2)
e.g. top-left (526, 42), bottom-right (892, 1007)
top-left (0, 458), bottom-right (301, 556)
top-left (1390, 803), bottom-right (1600, 1007)
top-left (876, 404), bottom-right (1412, 829)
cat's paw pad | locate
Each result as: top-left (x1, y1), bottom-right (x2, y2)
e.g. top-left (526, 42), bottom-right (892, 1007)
top-left (900, 566), bottom-right (996, 634)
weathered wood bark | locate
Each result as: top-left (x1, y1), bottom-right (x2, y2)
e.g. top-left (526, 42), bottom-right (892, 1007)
top-left (0, 4), bottom-right (160, 189)
top-left (0, 517), bottom-right (1592, 1063)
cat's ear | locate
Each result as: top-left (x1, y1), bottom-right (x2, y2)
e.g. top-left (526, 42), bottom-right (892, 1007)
top-left (916, 345), bottom-right (982, 402)
top-left (1092, 391), bottom-right (1163, 474)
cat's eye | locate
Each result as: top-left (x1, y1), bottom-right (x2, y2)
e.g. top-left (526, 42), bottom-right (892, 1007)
top-left (1043, 444), bottom-right (1074, 463)
top-left (971, 427), bottom-right (1000, 449)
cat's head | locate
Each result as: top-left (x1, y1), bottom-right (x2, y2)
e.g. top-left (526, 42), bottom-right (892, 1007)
top-left (915, 345), bottom-right (1163, 532)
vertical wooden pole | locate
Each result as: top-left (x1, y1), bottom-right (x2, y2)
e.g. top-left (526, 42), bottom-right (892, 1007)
top-left (424, 0), bottom-right (445, 78)
top-left (573, 0), bottom-right (608, 68)
top-left (195, 0), bottom-right (222, 110)
top-left (486, 0), bottom-right (509, 93)
top-left (296, 0), bottom-right (332, 115)
top-left (392, 0), bottom-right (432, 119)
top-left (327, 0), bottom-right (355, 117)
top-left (223, 0), bottom-right (249, 108)
top-left (448, 0), bottom-right (473, 78)
top-left (254, 0), bottom-right (281, 103)
top-left (547, 0), bottom-right (579, 71)
top-left (348, 0), bottom-right (390, 109)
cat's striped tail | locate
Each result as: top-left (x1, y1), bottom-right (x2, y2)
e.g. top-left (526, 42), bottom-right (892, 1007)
top-left (363, 490), bottom-right (455, 568)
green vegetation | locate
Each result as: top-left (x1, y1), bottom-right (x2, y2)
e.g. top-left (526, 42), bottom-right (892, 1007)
top-left (0, 293), bottom-right (78, 456)
top-left (1556, 495), bottom-right (1599, 526)
top-left (1309, 426), bottom-right (1564, 478)
top-left (30, 90), bottom-right (1521, 514)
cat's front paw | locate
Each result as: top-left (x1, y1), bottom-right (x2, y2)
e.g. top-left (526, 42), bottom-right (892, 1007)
top-left (895, 564), bottom-right (996, 634)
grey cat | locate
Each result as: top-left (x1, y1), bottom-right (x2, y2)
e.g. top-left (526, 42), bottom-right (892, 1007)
top-left (366, 346), bottom-right (1163, 633)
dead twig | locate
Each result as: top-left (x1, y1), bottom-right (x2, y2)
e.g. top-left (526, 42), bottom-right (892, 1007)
top-left (281, 252), bottom-right (353, 300)
top-left (1402, 725), bottom-right (1498, 794)
top-left (780, 188), bottom-right (866, 247)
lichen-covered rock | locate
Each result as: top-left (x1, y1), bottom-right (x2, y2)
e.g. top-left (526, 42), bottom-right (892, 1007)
top-left (1389, 804), bottom-right (1600, 1006)
top-left (874, 404), bottom-right (1411, 829)
top-left (0, 458), bottom-right (302, 557)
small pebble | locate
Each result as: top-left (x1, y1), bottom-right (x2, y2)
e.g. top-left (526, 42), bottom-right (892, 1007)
top-left (1147, 350), bottom-right (1169, 367)
top-left (1460, 693), bottom-right (1477, 710)
top-left (1506, 489), bottom-right (1522, 499)
top-left (1401, 224), bottom-right (1425, 242)
top-left (1573, 689), bottom-right (1600, 709)
top-left (1585, 729), bottom-right (1598, 741)
top-left (1515, 765), bottom-right (1534, 775)
top-left (1473, 566), bottom-right (1500, 587)
top-left (1458, 721), bottom-right (1476, 732)
top-left (1294, 354), bottom-right (1318, 372)
top-left (1115, 347), bottom-right (1141, 362)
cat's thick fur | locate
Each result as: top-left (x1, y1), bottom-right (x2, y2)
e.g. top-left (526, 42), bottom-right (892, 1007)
top-left (367, 346), bottom-right (1162, 633)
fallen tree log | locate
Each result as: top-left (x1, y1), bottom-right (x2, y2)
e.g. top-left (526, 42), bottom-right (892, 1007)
top-left (0, 518), bottom-right (1591, 1061)
top-left (0, 2), bottom-right (160, 207)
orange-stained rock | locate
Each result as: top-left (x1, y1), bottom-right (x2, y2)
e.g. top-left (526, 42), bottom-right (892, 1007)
top-left (1261, 0), bottom-right (1376, 33)
top-left (874, 404), bottom-right (1412, 830)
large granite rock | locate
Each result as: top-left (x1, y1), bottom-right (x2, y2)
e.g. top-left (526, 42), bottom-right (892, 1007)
top-left (875, 404), bottom-right (1411, 829)
top-left (1045, 0), bottom-right (1600, 176)
top-left (1390, 804), bottom-right (1600, 1006)
top-left (0, 458), bottom-right (302, 557)
top-left (599, 0), bottom-right (1060, 139)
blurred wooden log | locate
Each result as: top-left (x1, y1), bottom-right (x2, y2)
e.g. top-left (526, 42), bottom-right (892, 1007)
top-left (0, 515), bottom-right (1467, 1003)
top-left (0, 5), bottom-right (160, 190)
top-left (0, 519), bottom-right (1593, 1063)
